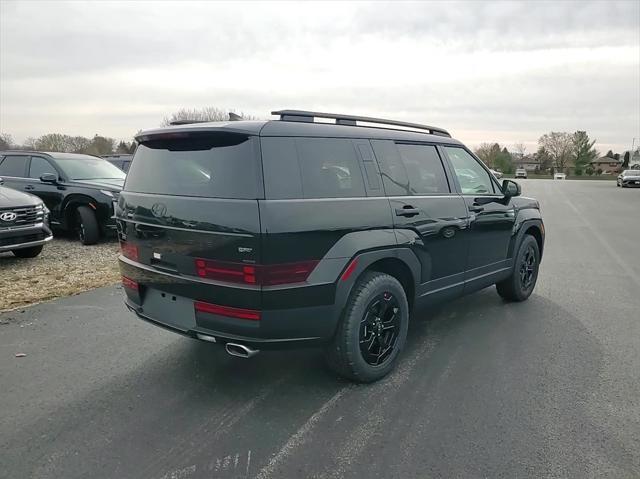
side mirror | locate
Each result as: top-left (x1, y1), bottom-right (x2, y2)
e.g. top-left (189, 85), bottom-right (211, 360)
top-left (40, 173), bottom-right (58, 183)
top-left (502, 179), bottom-right (521, 198)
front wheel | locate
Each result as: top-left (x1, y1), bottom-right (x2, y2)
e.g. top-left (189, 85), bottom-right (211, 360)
top-left (496, 234), bottom-right (540, 302)
top-left (75, 206), bottom-right (100, 245)
top-left (325, 271), bottom-right (409, 383)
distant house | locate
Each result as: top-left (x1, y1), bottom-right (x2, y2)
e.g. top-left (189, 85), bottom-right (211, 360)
top-left (513, 155), bottom-right (540, 171)
top-left (590, 156), bottom-right (622, 174)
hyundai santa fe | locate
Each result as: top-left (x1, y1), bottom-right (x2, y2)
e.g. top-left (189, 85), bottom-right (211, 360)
top-left (117, 110), bottom-right (545, 382)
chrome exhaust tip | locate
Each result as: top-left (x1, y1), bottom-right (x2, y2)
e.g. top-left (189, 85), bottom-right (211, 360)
top-left (225, 342), bottom-right (260, 359)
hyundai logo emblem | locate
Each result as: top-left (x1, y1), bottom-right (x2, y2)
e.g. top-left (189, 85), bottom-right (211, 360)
top-left (151, 203), bottom-right (167, 218)
top-left (0, 212), bottom-right (18, 222)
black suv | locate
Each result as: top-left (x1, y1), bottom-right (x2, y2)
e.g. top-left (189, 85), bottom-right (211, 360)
top-left (0, 151), bottom-right (125, 244)
top-left (118, 110), bottom-right (544, 382)
top-left (0, 179), bottom-right (52, 257)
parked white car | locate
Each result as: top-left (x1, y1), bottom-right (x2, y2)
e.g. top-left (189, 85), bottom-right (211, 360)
top-left (554, 173), bottom-right (566, 180)
top-left (515, 168), bottom-right (527, 179)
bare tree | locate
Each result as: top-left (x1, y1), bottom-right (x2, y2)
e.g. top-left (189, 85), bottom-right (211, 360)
top-left (513, 142), bottom-right (527, 158)
top-left (538, 132), bottom-right (574, 173)
top-left (161, 106), bottom-right (258, 126)
top-left (0, 133), bottom-right (13, 149)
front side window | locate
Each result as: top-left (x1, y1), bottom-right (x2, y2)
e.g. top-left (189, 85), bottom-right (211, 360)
top-left (444, 147), bottom-right (497, 195)
top-left (29, 157), bottom-right (58, 179)
top-left (0, 155), bottom-right (28, 177)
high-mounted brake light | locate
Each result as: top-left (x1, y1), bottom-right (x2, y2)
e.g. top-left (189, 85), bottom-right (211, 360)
top-left (194, 301), bottom-right (261, 321)
top-left (120, 241), bottom-right (139, 261)
top-left (194, 259), bottom-right (318, 286)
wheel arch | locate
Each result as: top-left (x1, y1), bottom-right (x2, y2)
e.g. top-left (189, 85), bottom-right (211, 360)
top-left (333, 247), bottom-right (420, 319)
top-left (61, 194), bottom-right (98, 229)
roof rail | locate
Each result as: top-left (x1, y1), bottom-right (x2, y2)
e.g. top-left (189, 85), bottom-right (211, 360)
top-left (271, 109), bottom-right (451, 137)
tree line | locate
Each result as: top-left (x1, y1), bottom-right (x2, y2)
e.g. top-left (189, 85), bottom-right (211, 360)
top-left (475, 130), bottom-right (638, 176)
top-left (0, 132), bottom-right (135, 156)
top-left (3, 108), bottom-right (636, 175)
top-left (0, 106), bottom-right (256, 157)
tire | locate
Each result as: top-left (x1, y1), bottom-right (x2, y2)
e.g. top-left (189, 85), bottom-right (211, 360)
top-left (12, 245), bottom-right (43, 258)
top-left (324, 271), bottom-right (409, 383)
top-left (75, 206), bottom-right (100, 245)
top-left (496, 234), bottom-right (540, 302)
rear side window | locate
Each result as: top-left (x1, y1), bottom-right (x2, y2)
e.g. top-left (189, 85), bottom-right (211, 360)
top-left (261, 137), bottom-right (366, 199)
top-left (0, 155), bottom-right (28, 177)
top-left (125, 133), bottom-right (260, 199)
top-left (396, 144), bottom-right (449, 194)
top-left (371, 141), bottom-right (450, 195)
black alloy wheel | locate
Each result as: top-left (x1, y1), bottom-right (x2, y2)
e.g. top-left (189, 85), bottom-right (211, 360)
top-left (519, 244), bottom-right (537, 290)
top-left (359, 292), bottom-right (401, 366)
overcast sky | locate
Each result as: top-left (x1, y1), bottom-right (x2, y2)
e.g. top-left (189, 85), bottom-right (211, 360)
top-left (1, 0), bottom-right (639, 153)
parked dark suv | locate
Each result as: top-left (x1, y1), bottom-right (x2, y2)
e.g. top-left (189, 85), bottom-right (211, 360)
top-left (0, 151), bottom-right (125, 244)
top-left (0, 178), bottom-right (52, 257)
top-left (118, 110), bottom-right (544, 382)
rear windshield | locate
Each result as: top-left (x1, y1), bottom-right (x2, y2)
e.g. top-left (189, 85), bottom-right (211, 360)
top-left (125, 132), bottom-right (260, 199)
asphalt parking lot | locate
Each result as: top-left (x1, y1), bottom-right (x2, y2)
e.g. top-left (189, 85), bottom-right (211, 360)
top-left (1, 179), bottom-right (639, 479)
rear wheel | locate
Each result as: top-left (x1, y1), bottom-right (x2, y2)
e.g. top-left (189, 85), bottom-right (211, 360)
top-left (496, 234), bottom-right (540, 302)
top-left (75, 206), bottom-right (100, 245)
top-left (325, 271), bottom-right (409, 383)
top-left (12, 245), bottom-right (43, 258)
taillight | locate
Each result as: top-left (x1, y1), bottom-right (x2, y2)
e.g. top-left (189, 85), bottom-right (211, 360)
top-left (121, 241), bottom-right (139, 261)
top-left (194, 259), bottom-right (318, 286)
top-left (122, 276), bottom-right (139, 291)
top-left (194, 301), bottom-right (261, 321)
top-left (195, 259), bottom-right (256, 284)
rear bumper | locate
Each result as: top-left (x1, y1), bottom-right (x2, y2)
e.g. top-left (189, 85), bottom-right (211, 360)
top-left (0, 224), bottom-right (53, 252)
top-left (124, 297), bottom-right (333, 349)
top-left (119, 256), bottom-right (342, 349)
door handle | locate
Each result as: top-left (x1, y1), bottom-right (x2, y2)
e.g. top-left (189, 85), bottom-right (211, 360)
top-left (24, 185), bottom-right (35, 191)
top-left (395, 206), bottom-right (420, 217)
top-left (468, 204), bottom-right (484, 213)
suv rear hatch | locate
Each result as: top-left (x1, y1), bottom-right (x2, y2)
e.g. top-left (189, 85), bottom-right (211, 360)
top-left (117, 130), bottom-right (265, 333)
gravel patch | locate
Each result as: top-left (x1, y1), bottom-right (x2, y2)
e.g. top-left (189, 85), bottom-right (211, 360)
top-left (0, 237), bottom-right (120, 313)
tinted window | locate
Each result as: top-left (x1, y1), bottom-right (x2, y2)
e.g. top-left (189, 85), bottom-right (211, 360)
top-left (444, 146), bottom-right (497, 195)
top-left (371, 140), bottom-right (411, 196)
top-left (261, 137), bottom-right (366, 199)
top-left (29, 157), bottom-right (58, 179)
top-left (297, 138), bottom-right (365, 198)
top-left (261, 137), bottom-right (303, 199)
top-left (396, 144), bottom-right (449, 194)
top-left (0, 155), bottom-right (28, 177)
top-left (125, 133), bottom-right (260, 199)
top-left (371, 141), bottom-right (450, 195)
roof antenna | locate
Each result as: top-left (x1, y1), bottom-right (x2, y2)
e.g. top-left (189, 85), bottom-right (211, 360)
top-left (228, 112), bottom-right (243, 121)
